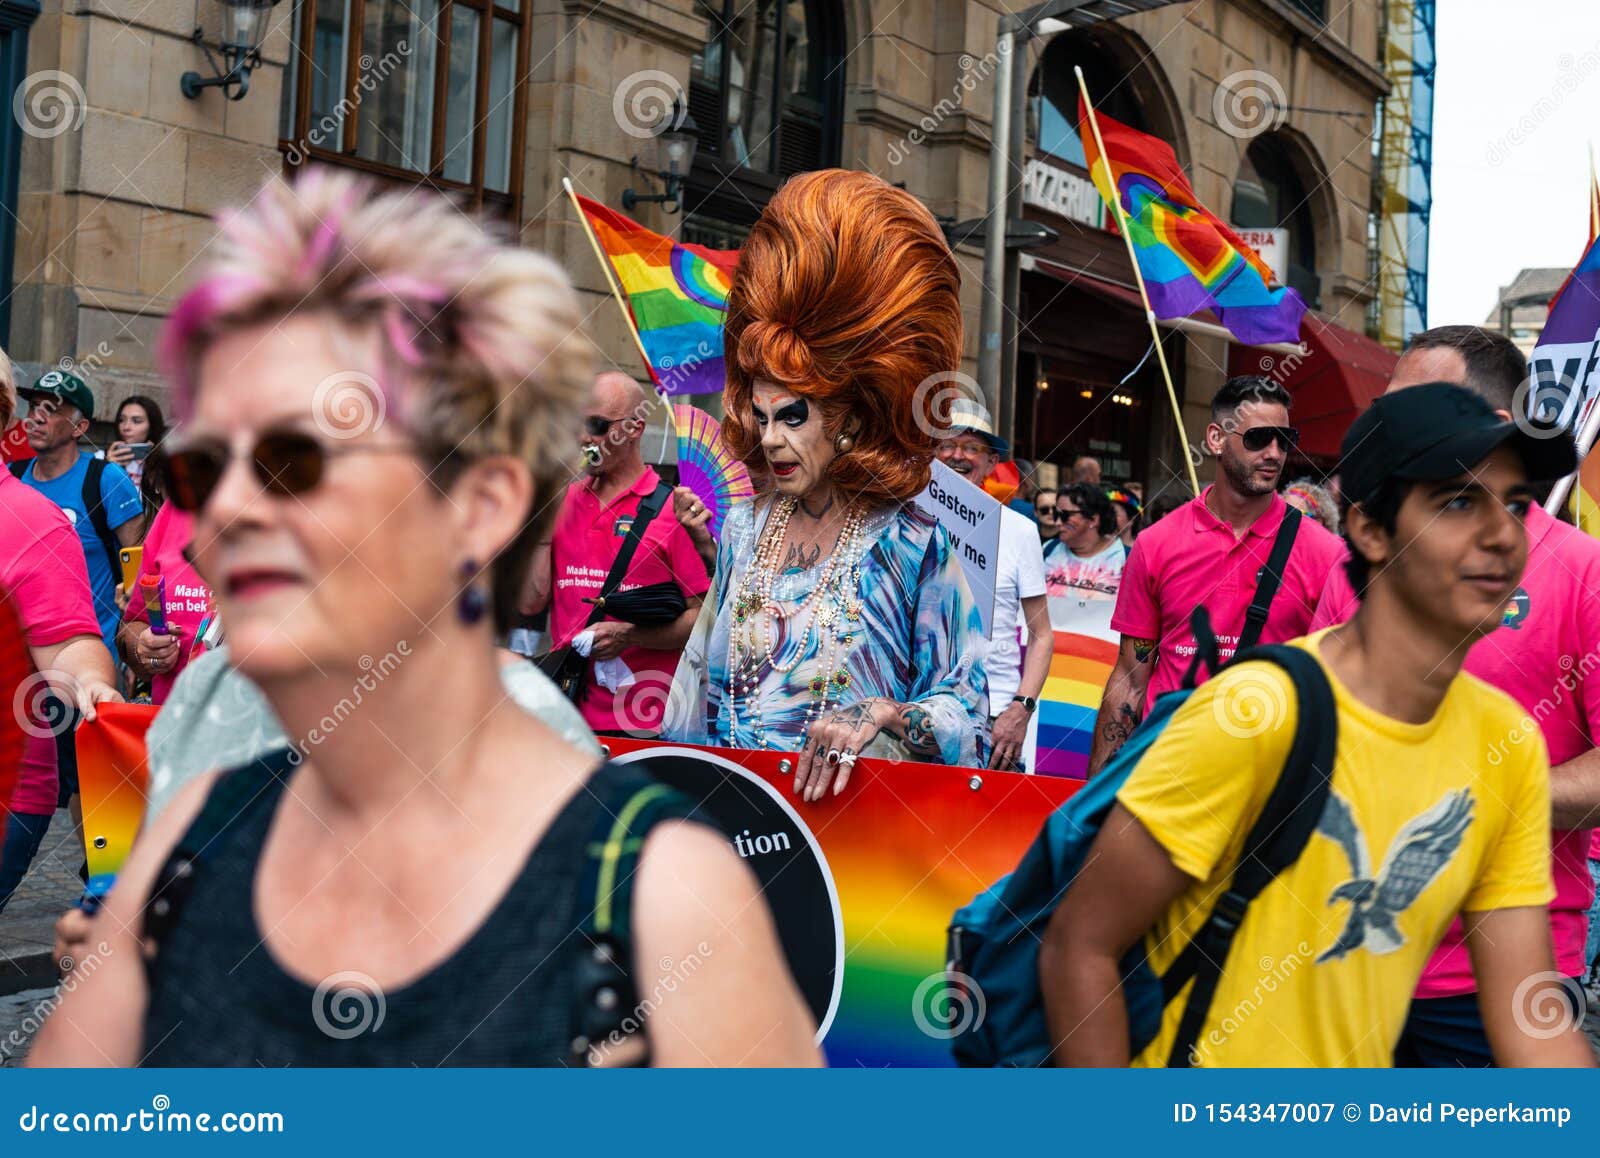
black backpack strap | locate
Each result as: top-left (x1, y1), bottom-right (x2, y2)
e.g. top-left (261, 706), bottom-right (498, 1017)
top-left (1161, 644), bottom-right (1336, 1067)
top-left (1236, 506), bottom-right (1302, 654)
top-left (81, 457), bottom-right (124, 579)
top-left (1181, 606), bottom-right (1220, 690)
top-left (141, 750), bottom-right (297, 955)
top-left (581, 479), bottom-right (673, 630)
top-left (7, 460), bottom-right (25, 479)
top-left (567, 761), bottom-right (705, 1067)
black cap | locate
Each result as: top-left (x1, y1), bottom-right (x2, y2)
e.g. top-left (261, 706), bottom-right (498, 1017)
top-left (1339, 382), bottom-right (1577, 505)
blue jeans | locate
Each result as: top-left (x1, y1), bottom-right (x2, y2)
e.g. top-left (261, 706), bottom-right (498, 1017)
top-left (0, 811), bottom-right (54, 915)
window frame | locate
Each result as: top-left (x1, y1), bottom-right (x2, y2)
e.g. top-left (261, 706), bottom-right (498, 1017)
top-left (280, 0), bottom-right (530, 216)
top-left (684, 0), bottom-right (842, 230)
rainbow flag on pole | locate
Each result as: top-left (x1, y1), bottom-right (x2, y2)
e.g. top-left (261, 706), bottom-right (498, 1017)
top-left (573, 194), bottom-right (738, 396)
top-left (1034, 629), bottom-right (1118, 779)
top-left (1077, 97), bottom-right (1306, 345)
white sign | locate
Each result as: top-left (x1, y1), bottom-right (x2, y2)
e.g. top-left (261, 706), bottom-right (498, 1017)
top-left (1022, 158), bottom-right (1106, 230)
top-left (913, 459), bottom-right (1001, 635)
top-left (1233, 227), bottom-right (1289, 285)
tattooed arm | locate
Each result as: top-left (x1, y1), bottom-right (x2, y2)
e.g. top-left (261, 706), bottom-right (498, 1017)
top-left (1085, 635), bottom-right (1157, 778)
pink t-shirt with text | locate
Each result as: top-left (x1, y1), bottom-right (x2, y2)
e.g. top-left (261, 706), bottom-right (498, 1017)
top-left (123, 505), bottom-right (214, 704)
top-left (549, 468), bottom-right (711, 734)
top-left (1111, 487), bottom-right (1345, 705)
top-left (1309, 504), bottom-right (1600, 992)
top-left (0, 470), bottom-right (102, 815)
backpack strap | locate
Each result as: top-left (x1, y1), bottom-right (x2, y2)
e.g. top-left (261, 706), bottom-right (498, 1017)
top-left (81, 457), bottom-right (124, 579)
top-left (1236, 506), bottom-right (1302, 654)
top-left (7, 460), bottom-right (25, 479)
top-left (582, 479), bottom-right (673, 630)
top-left (567, 761), bottom-right (704, 1067)
top-left (141, 750), bottom-right (297, 956)
top-left (1160, 643), bottom-right (1335, 1067)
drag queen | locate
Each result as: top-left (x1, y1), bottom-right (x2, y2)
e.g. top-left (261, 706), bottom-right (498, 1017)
top-left (665, 169), bottom-right (989, 799)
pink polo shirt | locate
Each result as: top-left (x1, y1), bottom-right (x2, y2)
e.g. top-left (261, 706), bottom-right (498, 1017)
top-left (122, 505), bottom-right (214, 705)
top-left (1310, 504), bottom-right (1600, 992)
top-left (0, 469), bottom-right (102, 815)
top-left (549, 467), bottom-right (710, 734)
top-left (1111, 487), bottom-right (1345, 706)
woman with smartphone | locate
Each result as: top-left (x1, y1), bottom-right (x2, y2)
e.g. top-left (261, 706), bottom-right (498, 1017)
top-left (99, 395), bottom-right (167, 516)
top-left (31, 171), bottom-right (818, 1068)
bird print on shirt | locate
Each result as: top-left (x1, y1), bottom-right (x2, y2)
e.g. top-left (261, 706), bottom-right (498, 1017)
top-left (1314, 788), bottom-right (1475, 964)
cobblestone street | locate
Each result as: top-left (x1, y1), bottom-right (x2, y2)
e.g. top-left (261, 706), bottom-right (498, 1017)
top-left (1, 809), bottom-right (82, 993)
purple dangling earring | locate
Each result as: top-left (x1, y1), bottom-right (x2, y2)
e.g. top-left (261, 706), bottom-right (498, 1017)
top-left (457, 559), bottom-right (488, 626)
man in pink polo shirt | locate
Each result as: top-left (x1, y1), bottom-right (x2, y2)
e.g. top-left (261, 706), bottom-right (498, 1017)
top-left (0, 369), bottom-right (119, 912)
top-left (1087, 375), bottom-right (1344, 776)
top-left (1309, 324), bottom-right (1600, 1065)
top-left (525, 372), bottom-right (707, 736)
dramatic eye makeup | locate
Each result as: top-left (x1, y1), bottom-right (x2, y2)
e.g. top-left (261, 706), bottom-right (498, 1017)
top-left (754, 397), bottom-right (810, 427)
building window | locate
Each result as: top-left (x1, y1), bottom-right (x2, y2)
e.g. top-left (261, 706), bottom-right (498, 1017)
top-left (1029, 33), bottom-right (1154, 170)
top-left (683, 0), bottom-right (842, 234)
top-left (1232, 135), bottom-right (1321, 308)
top-left (279, 0), bottom-right (528, 212)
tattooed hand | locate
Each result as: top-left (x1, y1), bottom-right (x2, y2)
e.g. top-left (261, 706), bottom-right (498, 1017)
top-left (794, 698), bottom-right (891, 803)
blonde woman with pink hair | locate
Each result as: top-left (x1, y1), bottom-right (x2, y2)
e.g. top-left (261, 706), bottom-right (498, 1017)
top-left (32, 171), bottom-right (817, 1068)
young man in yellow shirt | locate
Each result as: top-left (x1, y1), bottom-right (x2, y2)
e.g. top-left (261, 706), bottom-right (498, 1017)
top-left (1040, 383), bottom-right (1595, 1067)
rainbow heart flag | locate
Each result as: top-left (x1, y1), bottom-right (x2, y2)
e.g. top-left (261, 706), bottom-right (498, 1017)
top-left (572, 194), bottom-right (738, 396)
top-left (1078, 96), bottom-right (1306, 345)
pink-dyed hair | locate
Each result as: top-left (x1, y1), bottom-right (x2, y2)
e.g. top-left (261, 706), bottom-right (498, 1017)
top-left (159, 167), bottom-right (596, 630)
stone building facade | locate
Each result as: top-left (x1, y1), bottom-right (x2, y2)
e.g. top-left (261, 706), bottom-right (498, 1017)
top-left (2, 0), bottom-right (1393, 487)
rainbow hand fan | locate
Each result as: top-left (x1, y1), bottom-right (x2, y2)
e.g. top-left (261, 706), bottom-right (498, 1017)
top-left (673, 404), bottom-right (753, 542)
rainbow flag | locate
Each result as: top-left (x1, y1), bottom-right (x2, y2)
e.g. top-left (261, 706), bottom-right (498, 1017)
top-left (1034, 629), bottom-right (1118, 779)
top-left (573, 194), bottom-right (738, 396)
top-left (73, 702), bottom-right (155, 898)
top-left (1570, 165), bottom-right (1600, 537)
top-left (1077, 97), bottom-right (1306, 345)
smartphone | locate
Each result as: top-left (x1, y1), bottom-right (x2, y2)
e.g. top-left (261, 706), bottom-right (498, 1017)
top-left (119, 546), bottom-right (143, 592)
top-left (126, 442), bottom-right (153, 461)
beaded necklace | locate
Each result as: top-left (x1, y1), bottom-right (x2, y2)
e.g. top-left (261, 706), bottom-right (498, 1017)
top-left (725, 495), bottom-right (867, 748)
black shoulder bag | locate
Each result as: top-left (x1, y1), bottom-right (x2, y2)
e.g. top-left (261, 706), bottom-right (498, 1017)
top-left (538, 480), bottom-right (673, 704)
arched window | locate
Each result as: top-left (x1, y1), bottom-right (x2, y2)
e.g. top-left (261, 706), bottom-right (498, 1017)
top-left (1232, 135), bottom-right (1321, 308)
top-left (278, 0), bottom-right (530, 215)
top-left (682, 0), bottom-right (842, 247)
top-left (1029, 32), bottom-right (1154, 169)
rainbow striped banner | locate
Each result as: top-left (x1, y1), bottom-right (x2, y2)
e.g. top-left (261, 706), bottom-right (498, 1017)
top-left (573, 194), bottom-right (738, 396)
top-left (1034, 627), bottom-right (1118, 779)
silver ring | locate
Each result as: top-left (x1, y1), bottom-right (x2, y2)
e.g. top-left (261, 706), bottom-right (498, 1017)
top-left (838, 750), bottom-right (858, 768)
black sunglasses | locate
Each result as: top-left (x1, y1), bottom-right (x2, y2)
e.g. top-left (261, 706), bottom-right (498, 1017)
top-left (1056, 507), bottom-right (1085, 520)
top-left (583, 415), bottom-right (622, 437)
top-left (1236, 425), bottom-right (1299, 452)
top-left (166, 428), bottom-right (418, 512)
top-left (1035, 505), bottom-right (1059, 519)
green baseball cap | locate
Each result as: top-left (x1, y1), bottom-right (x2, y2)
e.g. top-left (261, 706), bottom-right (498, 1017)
top-left (21, 369), bottom-right (94, 420)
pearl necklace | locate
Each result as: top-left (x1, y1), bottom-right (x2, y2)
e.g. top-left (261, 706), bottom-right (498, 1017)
top-left (725, 495), bottom-right (867, 748)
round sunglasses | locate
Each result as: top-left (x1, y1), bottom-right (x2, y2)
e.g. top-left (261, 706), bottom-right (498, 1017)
top-left (165, 428), bottom-right (420, 512)
top-left (1234, 425), bottom-right (1300, 452)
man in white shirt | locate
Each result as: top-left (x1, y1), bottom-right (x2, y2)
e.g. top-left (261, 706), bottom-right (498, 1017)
top-left (935, 400), bottom-right (1050, 771)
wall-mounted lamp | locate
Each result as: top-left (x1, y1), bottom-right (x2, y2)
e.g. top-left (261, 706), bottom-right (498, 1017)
top-left (181, 0), bottom-right (281, 101)
top-left (622, 104), bottom-right (699, 214)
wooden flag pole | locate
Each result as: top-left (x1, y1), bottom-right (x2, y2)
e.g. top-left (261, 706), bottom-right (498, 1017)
top-left (1075, 66), bottom-right (1201, 495)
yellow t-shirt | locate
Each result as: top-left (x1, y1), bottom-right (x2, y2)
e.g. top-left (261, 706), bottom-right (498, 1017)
top-left (1118, 629), bottom-right (1554, 1068)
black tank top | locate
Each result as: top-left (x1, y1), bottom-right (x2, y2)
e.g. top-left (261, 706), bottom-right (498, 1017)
top-left (141, 750), bottom-right (705, 1067)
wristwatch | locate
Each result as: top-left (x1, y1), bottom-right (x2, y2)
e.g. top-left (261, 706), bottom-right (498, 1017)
top-left (1011, 695), bottom-right (1037, 714)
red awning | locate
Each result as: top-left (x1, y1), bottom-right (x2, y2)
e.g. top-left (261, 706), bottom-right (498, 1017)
top-left (1229, 315), bottom-right (1398, 460)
